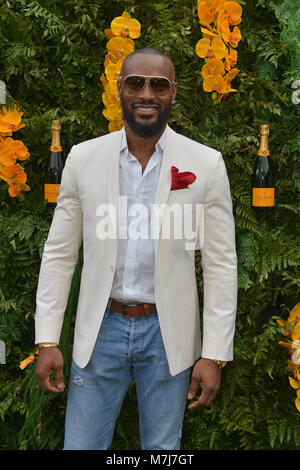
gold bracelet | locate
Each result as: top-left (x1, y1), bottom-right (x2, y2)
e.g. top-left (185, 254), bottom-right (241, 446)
top-left (38, 342), bottom-right (58, 349)
top-left (211, 359), bottom-right (227, 369)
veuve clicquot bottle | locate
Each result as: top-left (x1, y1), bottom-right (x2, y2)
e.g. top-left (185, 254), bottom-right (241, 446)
top-left (252, 124), bottom-right (275, 210)
top-left (44, 120), bottom-right (65, 204)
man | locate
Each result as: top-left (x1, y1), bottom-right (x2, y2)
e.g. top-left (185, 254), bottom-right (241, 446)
top-left (35, 48), bottom-right (237, 450)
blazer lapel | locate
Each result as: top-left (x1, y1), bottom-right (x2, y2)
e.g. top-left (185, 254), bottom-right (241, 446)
top-left (106, 130), bottom-right (123, 238)
top-left (153, 126), bottom-right (178, 253)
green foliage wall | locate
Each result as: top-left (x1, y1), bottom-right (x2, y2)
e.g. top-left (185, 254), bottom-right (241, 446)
top-left (0, 0), bottom-right (300, 450)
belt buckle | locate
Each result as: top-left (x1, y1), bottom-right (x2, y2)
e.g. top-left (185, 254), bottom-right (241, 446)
top-left (121, 303), bottom-right (139, 318)
top-left (122, 303), bottom-right (135, 318)
top-left (121, 304), bottom-right (129, 318)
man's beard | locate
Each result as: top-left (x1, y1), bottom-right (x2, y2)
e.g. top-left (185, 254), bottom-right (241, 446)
top-left (120, 94), bottom-right (173, 138)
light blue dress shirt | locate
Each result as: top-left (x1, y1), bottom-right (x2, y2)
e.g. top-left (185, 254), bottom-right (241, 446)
top-left (110, 126), bottom-right (168, 304)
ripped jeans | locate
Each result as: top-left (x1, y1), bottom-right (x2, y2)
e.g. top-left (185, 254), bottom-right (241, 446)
top-left (63, 299), bottom-right (191, 450)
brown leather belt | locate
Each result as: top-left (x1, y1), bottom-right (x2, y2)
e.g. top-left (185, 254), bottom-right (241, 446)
top-left (110, 300), bottom-right (157, 318)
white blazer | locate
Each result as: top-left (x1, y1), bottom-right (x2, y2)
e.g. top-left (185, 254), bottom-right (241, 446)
top-left (35, 125), bottom-right (237, 376)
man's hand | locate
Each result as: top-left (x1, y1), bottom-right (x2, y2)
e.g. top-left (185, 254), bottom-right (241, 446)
top-left (187, 358), bottom-right (222, 409)
top-left (35, 347), bottom-right (65, 394)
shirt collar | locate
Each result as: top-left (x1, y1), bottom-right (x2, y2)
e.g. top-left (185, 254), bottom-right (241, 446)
top-left (120, 125), bottom-right (169, 155)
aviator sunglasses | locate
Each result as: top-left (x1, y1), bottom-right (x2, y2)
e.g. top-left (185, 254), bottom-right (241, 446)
top-left (119, 74), bottom-right (176, 93)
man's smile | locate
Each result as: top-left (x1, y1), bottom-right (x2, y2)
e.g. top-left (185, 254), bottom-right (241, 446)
top-left (133, 103), bottom-right (160, 118)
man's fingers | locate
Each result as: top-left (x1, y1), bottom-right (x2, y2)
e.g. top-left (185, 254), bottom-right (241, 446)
top-left (188, 387), bottom-right (217, 409)
top-left (36, 373), bottom-right (55, 393)
top-left (187, 376), bottom-right (200, 399)
top-left (36, 371), bottom-right (64, 393)
top-left (35, 347), bottom-right (65, 394)
top-left (38, 376), bottom-right (65, 393)
top-left (187, 358), bottom-right (222, 409)
top-left (51, 379), bottom-right (65, 392)
top-left (54, 365), bottom-right (65, 390)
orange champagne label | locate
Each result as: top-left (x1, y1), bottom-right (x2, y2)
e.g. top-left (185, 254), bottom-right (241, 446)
top-left (50, 145), bottom-right (63, 152)
top-left (257, 149), bottom-right (270, 156)
top-left (44, 184), bottom-right (60, 203)
top-left (252, 187), bottom-right (275, 207)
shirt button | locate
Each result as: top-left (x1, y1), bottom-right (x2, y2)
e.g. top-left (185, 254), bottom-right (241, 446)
top-left (128, 253), bottom-right (134, 259)
top-left (110, 265), bottom-right (115, 271)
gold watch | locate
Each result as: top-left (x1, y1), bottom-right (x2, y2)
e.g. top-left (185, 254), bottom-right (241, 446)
top-left (211, 359), bottom-right (227, 369)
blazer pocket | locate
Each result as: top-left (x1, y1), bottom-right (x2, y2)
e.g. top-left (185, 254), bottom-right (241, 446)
top-left (168, 186), bottom-right (202, 205)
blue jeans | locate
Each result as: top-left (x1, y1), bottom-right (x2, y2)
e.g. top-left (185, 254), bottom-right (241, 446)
top-left (63, 299), bottom-right (191, 450)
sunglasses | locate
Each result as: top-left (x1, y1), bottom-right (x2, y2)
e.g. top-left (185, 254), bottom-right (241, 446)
top-left (119, 75), bottom-right (176, 93)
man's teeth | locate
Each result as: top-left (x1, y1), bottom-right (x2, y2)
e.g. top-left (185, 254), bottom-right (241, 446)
top-left (136, 106), bottom-right (156, 111)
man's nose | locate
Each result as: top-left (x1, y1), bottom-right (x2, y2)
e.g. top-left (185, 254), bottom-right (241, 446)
top-left (137, 81), bottom-right (156, 100)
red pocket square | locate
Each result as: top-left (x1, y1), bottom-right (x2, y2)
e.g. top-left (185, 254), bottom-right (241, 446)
top-left (170, 166), bottom-right (196, 190)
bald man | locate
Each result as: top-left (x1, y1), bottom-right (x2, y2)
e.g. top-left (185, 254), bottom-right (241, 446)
top-left (35, 48), bottom-right (237, 450)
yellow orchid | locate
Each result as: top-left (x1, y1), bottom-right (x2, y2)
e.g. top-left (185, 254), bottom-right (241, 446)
top-left (278, 340), bottom-right (292, 349)
top-left (203, 75), bottom-right (227, 93)
top-left (8, 182), bottom-right (30, 197)
top-left (105, 61), bottom-right (123, 82)
top-left (107, 37), bottom-right (134, 61)
top-left (196, 36), bottom-right (226, 60)
top-left (0, 137), bottom-right (30, 166)
top-left (278, 304), bottom-right (300, 412)
top-left (201, 26), bottom-right (218, 38)
top-left (218, 1), bottom-right (242, 27)
top-left (102, 91), bottom-right (119, 108)
top-left (288, 303), bottom-right (300, 323)
top-left (101, 12), bottom-right (141, 132)
top-left (277, 319), bottom-right (286, 328)
top-left (0, 105), bottom-right (30, 197)
top-left (104, 55), bottom-right (112, 68)
top-left (108, 120), bottom-right (124, 133)
top-left (195, 1), bottom-right (242, 101)
top-left (105, 103), bottom-right (123, 122)
top-left (111, 11), bottom-right (141, 39)
top-left (0, 161), bottom-right (30, 197)
top-left (0, 105), bottom-right (25, 135)
top-left (288, 359), bottom-right (300, 381)
top-left (102, 92), bottom-right (110, 109)
top-left (0, 162), bottom-right (27, 184)
top-left (220, 22), bottom-right (242, 48)
top-left (202, 58), bottom-right (225, 78)
top-left (197, 0), bottom-right (225, 26)
top-left (104, 28), bottom-right (116, 40)
top-left (292, 323), bottom-right (300, 341)
top-left (277, 304), bottom-right (300, 339)
top-left (196, 38), bottom-right (211, 58)
top-left (289, 377), bottom-right (300, 390)
top-left (107, 79), bottom-right (118, 97)
top-left (224, 47), bottom-right (237, 71)
top-left (100, 73), bottom-right (108, 90)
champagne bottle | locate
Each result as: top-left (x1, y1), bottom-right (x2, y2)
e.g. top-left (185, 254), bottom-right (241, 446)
top-left (252, 124), bottom-right (275, 209)
top-left (44, 120), bottom-right (65, 204)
